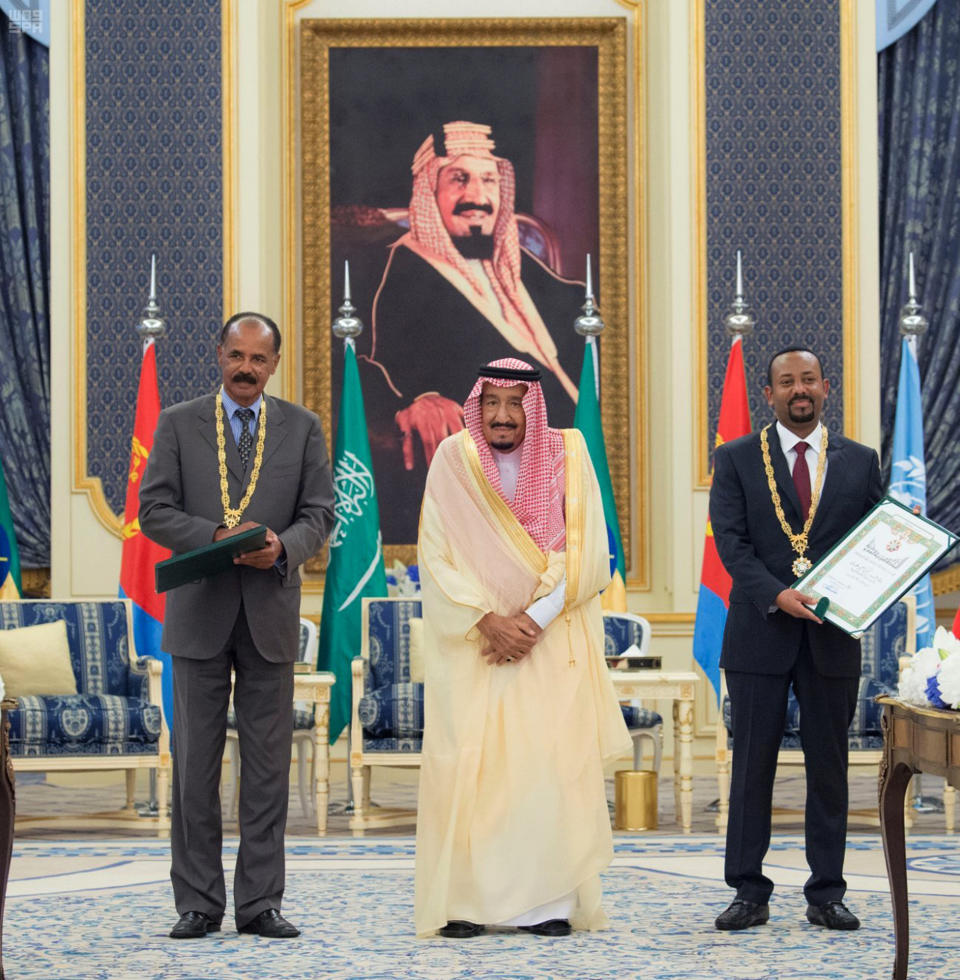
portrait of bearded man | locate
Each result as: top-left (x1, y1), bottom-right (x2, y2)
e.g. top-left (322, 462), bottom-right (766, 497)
top-left (353, 120), bottom-right (588, 544)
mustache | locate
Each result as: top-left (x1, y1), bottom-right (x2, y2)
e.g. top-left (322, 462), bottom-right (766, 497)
top-left (789, 395), bottom-right (812, 405)
top-left (491, 422), bottom-right (517, 430)
top-left (453, 201), bottom-right (494, 216)
top-left (232, 371), bottom-right (258, 385)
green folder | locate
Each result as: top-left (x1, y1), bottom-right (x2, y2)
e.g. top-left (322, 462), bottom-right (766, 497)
top-left (155, 524), bottom-right (268, 593)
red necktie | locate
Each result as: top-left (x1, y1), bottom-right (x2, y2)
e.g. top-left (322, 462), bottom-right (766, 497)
top-left (793, 441), bottom-right (811, 521)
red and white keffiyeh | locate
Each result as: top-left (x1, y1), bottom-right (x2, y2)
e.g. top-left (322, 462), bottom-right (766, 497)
top-left (464, 357), bottom-right (566, 553)
top-left (408, 122), bottom-right (544, 355)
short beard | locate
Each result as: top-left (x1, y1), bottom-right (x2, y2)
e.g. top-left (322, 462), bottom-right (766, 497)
top-left (452, 227), bottom-right (495, 260)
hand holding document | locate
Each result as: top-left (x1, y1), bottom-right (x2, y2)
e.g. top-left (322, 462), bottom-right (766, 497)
top-left (155, 524), bottom-right (268, 593)
top-left (792, 497), bottom-right (957, 636)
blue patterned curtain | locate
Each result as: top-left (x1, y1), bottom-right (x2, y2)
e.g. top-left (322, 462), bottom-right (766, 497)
top-left (878, 0), bottom-right (960, 550)
top-left (0, 13), bottom-right (49, 567)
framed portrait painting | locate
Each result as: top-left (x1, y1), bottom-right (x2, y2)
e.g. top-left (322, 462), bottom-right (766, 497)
top-left (300, 19), bottom-right (629, 566)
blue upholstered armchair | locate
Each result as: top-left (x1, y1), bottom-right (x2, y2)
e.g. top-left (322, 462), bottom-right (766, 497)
top-left (603, 612), bottom-right (664, 772)
top-left (714, 594), bottom-right (917, 832)
top-left (1, 599), bottom-right (169, 834)
top-left (349, 597), bottom-right (423, 833)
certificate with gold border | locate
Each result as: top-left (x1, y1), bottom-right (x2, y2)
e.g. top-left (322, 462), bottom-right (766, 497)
top-left (792, 497), bottom-right (958, 637)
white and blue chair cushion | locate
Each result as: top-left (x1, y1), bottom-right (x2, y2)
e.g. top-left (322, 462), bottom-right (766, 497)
top-left (358, 598), bottom-right (423, 752)
top-left (602, 612), bottom-right (663, 772)
top-left (0, 601), bottom-right (161, 757)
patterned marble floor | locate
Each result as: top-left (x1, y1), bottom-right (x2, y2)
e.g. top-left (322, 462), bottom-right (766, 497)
top-left (5, 834), bottom-right (960, 979)
top-left (6, 766), bottom-right (957, 978)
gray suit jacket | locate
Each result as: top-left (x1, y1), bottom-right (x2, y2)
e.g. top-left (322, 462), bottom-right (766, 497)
top-left (139, 392), bottom-right (335, 662)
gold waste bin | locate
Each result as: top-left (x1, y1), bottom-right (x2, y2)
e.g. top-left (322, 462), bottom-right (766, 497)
top-left (614, 769), bottom-right (658, 831)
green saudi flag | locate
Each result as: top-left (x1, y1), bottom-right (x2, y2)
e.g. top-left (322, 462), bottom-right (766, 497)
top-left (0, 455), bottom-right (21, 598)
top-left (317, 341), bottom-right (388, 743)
top-left (573, 335), bottom-right (626, 609)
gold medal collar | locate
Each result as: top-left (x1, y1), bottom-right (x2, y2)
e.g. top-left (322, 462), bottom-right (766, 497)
top-left (216, 391), bottom-right (266, 528)
top-left (760, 423), bottom-right (828, 577)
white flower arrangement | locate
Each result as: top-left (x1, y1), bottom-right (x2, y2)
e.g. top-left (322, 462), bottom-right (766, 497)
top-left (898, 626), bottom-right (960, 710)
top-left (385, 560), bottom-right (421, 597)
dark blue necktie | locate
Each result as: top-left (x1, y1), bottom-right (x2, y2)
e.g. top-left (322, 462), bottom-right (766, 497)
top-left (236, 408), bottom-right (255, 469)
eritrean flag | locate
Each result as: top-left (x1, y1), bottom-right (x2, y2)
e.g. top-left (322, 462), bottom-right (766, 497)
top-left (119, 341), bottom-right (173, 728)
top-left (574, 334), bottom-right (626, 611)
top-left (693, 335), bottom-right (751, 700)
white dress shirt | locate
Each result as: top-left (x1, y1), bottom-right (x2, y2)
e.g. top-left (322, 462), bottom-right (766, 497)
top-left (219, 386), bottom-right (263, 445)
top-left (490, 447), bottom-right (566, 630)
top-left (775, 419), bottom-right (828, 495)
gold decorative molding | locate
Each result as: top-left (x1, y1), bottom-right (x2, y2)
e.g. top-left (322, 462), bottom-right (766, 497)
top-left (644, 612), bottom-right (696, 624)
top-left (71, 0), bottom-right (239, 538)
top-left (691, 0), bottom-right (709, 489)
top-left (70, 0), bottom-right (121, 536)
top-left (222, 0), bottom-right (238, 316)
top-left (281, 0), bottom-right (315, 400)
top-left (291, 16), bottom-right (639, 578)
top-left (932, 563), bottom-right (960, 597)
top-left (840, 0), bottom-right (857, 440)
top-left (615, 0), bottom-right (650, 591)
top-left (692, 0), bottom-right (862, 486)
top-left (21, 568), bottom-right (51, 598)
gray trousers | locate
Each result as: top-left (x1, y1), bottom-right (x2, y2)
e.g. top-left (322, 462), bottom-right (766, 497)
top-left (170, 605), bottom-right (294, 927)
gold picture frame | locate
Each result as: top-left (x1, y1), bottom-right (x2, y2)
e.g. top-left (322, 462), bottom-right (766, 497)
top-left (299, 17), bottom-right (630, 570)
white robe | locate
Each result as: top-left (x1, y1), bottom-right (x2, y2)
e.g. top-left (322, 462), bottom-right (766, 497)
top-left (414, 428), bottom-right (631, 936)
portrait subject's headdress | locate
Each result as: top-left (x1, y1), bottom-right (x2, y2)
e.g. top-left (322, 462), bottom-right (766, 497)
top-left (405, 122), bottom-right (566, 381)
top-left (464, 357), bottom-right (566, 553)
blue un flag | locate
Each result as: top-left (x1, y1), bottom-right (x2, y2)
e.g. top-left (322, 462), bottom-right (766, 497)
top-left (889, 336), bottom-right (935, 649)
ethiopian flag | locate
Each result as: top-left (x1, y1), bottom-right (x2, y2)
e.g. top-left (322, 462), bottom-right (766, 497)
top-left (573, 335), bottom-right (626, 611)
top-left (317, 340), bottom-right (388, 743)
top-left (0, 455), bottom-right (21, 599)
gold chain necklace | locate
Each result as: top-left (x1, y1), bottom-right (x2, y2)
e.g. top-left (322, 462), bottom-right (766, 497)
top-left (215, 392), bottom-right (266, 528)
top-left (760, 423), bottom-right (828, 577)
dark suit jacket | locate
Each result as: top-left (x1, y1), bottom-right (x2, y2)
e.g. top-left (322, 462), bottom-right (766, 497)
top-left (139, 392), bottom-right (335, 663)
top-left (710, 426), bottom-right (883, 678)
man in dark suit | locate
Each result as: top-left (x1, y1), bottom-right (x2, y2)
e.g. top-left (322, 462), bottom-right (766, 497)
top-left (140, 312), bottom-right (335, 940)
top-left (709, 347), bottom-right (882, 933)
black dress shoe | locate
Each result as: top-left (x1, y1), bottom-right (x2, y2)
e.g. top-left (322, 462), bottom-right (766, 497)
top-left (238, 909), bottom-right (301, 938)
top-left (714, 899), bottom-right (769, 931)
top-left (439, 920), bottom-right (485, 938)
top-left (169, 911), bottom-right (221, 939)
top-left (806, 901), bottom-right (860, 930)
top-left (519, 918), bottom-right (572, 937)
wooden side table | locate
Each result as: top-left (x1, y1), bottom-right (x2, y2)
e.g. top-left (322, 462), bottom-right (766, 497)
top-left (878, 696), bottom-right (960, 980)
top-left (293, 671), bottom-right (335, 835)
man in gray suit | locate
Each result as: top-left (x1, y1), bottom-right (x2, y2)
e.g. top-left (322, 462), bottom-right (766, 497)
top-left (140, 312), bottom-right (335, 940)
